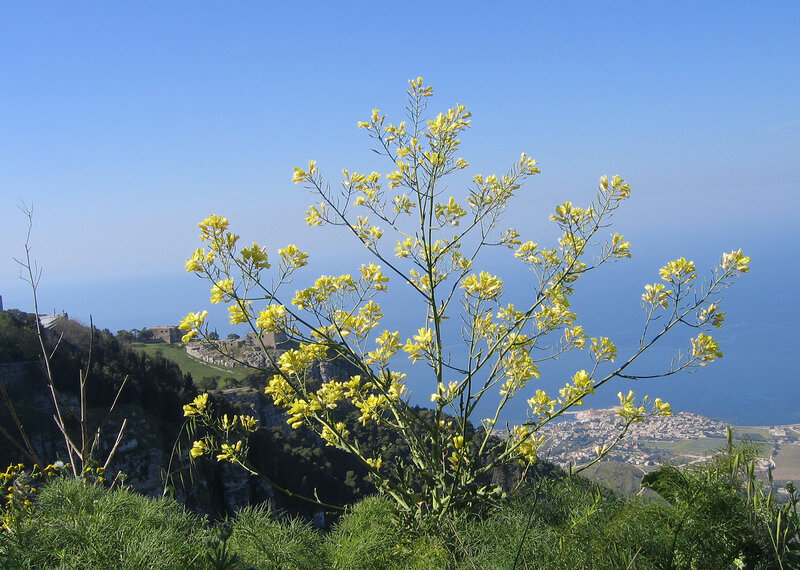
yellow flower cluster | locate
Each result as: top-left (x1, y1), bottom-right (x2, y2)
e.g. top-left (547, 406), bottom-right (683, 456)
top-left (499, 339), bottom-right (539, 396)
top-left (721, 249), bottom-right (751, 273)
top-left (350, 215), bottom-right (384, 247)
top-left (690, 333), bottom-right (723, 365)
top-left (359, 263), bottom-right (389, 291)
top-left (430, 380), bottom-right (460, 404)
top-left (527, 389), bottom-right (557, 420)
top-left (434, 196), bottom-right (467, 226)
top-left (617, 390), bottom-right (646, 422)
top-left (549, 201), bottom-right (591, 226)
top-left (256, 304), bottom-right (287, 332)
top-left (277, 343), bottom-right (328, 376)
top-left (189, 439), bottom-right (209, 458)
top-left (590, 337), bottom-right (617, 362)
top-left (220, 413), bottom-right (259, 433)
top-left (598, 174), bottom-right (631, 201)
top-left (642, 282), bottom-right (670, 309)
top-left (240, 242), bottom-right (270, 269)
top-left (511, 425), bottom-right (546, 465)
top-left (227, 300), bottom-right (253, 325)
top-left (403, 327), bottom-right (434, 363)
top-left (365, 330), bottom-right (402, 365)
top-left (320, 422), bottom-right (350, 446)
top-left (210, 279), bottom-right (235, 304)
top-left (178, 310), bottom-right (208, 343)
top-left (216, 440), bottom-right (243, 462)
top-left (183, 393), bottom-right (210, 416)
top-left (185, 247), bottom-right (215, 273)
top-left (305, 203), bottom-right (326, 226)
top-left (462, 271), bottom-right (504, 300)
top-left (616, 391), bottom-right (672, 423)
top-left (292, 160), bottom-right (318, 184)
top-left (659, 257), bottom-right (697, 285)
top-left (698, 303), bottom-right (725, 328)
top-left (292, 273), bottom-right (356, 310)
top-left (278, 244), bottom-right (309, 272)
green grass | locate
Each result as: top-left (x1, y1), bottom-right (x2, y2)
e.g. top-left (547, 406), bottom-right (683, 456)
top-left (731, 426), bottom-right (773, 440)
top-left (131, 342), bottom-right (251, 384)
top-left (2, 469), bottom-right (794, 569)
top-left (774, 444), bottom-right (800, 480)
top-left (0, 478), bottom-right (208, 569)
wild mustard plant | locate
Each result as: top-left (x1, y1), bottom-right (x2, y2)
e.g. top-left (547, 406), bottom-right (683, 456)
top-left (180, 78), bottom-right (749, 523)
top-left (1, 462), bottom-right (64, 531)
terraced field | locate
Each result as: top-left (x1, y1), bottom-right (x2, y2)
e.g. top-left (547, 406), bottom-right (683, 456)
top-left (131, 342), bottom-right (251, 384)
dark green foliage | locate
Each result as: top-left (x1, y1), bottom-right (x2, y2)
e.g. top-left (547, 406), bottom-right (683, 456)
top-left (226, 505), bottom-right (325, 569)
top-left (326, 495), bottom-right (450, 569)
top-left (0, 478), bottom-right (208, 569)
top-left (0, 310), bottom-right (40, 363)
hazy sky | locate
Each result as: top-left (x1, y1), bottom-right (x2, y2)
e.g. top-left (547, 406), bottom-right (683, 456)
top-left (2, 2), bottom-right (798, 423)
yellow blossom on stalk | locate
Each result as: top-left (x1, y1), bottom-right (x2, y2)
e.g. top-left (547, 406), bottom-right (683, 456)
top-left (353, 394), bottom-right (380, 425)
top-left (690, 333), bottom-right (723, 365)
top-left (365, 330), bottom-right (402, 365)
top-left (382, 371), bottom-right (407, 401)
top-left (527, 389), bottom-right (556, 419)
top-left (305, 203), bottom-right (325, 226)
top-left (512, 425), bottom-right (545, 465)
top-left (452, 435), bottom-right (465, 449)
top-left (216, 440), bottom-right (243, 462)
top-left (277, 343), bottom-right (328, 376)
top-left (403, 327), bottom-right (434, 363)
top-left (564, 325), bottom-right (587, 349)
top-left (210, 279), bottom-right (235, 304)
top-left (240, 242), bottom-right (270, 269)
top-left (256, 304), bottom-right (287, 332)
top-left (264, 375), bottom-right (294, 406)
top-left (360, 263), bottom-right (389, 291)
top-left (183, 393), bottom-right (209, 416)
top-left (178, 310), bottom-right (208, 343)
top-left (278, 244), bottom-right (309, 271)
top-left (185, 248), bottom-right (207, 272)
top-left (659, 257), bottom-right (697, 285)
top-left (654, 398), bottom-right (672, 416)
top-left (642, 283), bottom-right (670, 309)
top-left (228, 301), bottom-right (252, 325)
top-left (430, 380), bottom-right (459, 403)
top-left (239, 415), bottom-right (259, 432)
top-left (365, 457), bottom-right (383, 470)
top-left (320, 422), bottom-right (350, 446)
top-left (721, 249), bottom-right (751, 273)
top-left (590, 337), bottom-right (617, 362)
top-left (609, 233), bottom-right (631, 258)
top-left (572, 370), bottom-right (594, 393)
top-left (189, 440), bottom-right (209, 458)
top-left (515, 241), bottom-right (540, 264)
top-left (462, 271), bottom-right (504, 300)
top-left (698, 303), bottom-right (725, 328)
top-left (598, 175), bottom-right (631, 201)
top-left (292, 160), bottom-right (318, 184)
top-left (220, 414), bottom-right (235, 431)
top-left (559, 382), bottom-right (585, 407)
top-left (499, 350), bottom-right (539, 396)
top-left (617, 390), bottom-right (646, 422)
top-left (198, 214), bottom-right (229, 238)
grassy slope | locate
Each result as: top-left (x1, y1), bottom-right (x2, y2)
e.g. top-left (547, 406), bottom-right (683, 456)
top-left (130, 342), bottom-right (251, 383)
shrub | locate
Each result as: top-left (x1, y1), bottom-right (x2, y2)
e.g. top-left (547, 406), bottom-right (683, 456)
top-left (0, 478), bottom-right (207, 569)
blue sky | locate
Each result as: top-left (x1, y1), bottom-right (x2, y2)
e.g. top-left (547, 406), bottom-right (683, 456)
top-left (2, 2), bottom-right (798, 424)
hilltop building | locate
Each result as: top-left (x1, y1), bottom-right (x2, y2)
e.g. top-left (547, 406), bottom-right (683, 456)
top-left (150, 326), bottom-right (182, 344)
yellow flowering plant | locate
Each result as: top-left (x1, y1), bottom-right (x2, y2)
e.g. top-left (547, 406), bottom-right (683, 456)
top-left (180, 78), bottom-right (749, 523)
